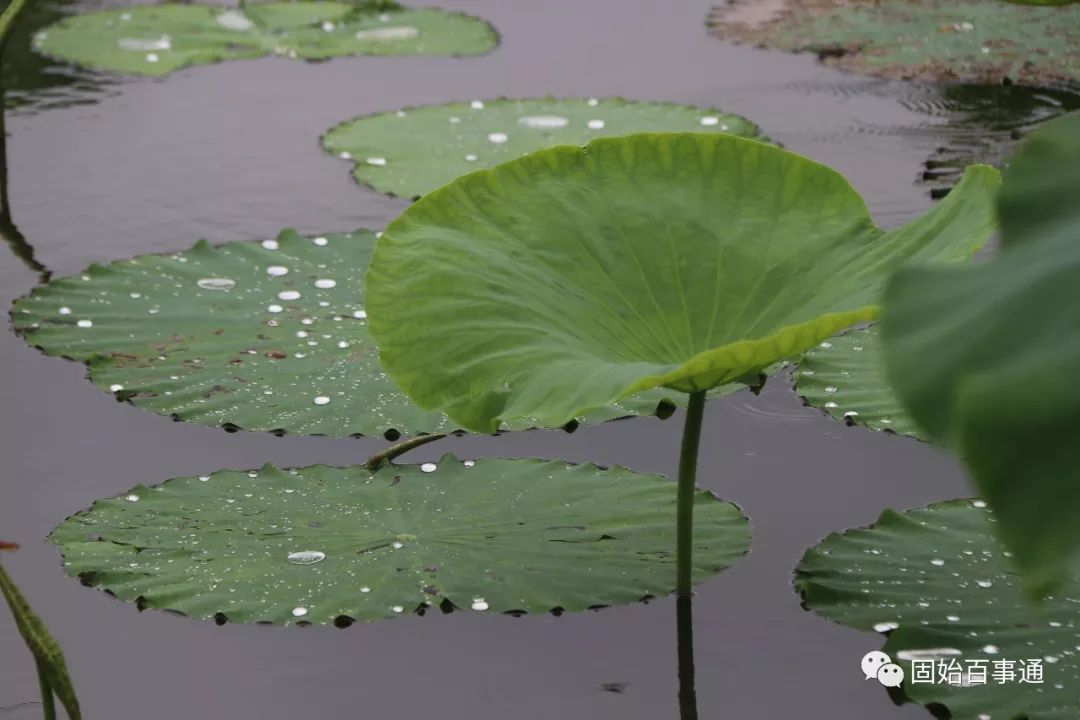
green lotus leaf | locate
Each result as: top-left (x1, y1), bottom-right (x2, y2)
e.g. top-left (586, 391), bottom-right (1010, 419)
top-left (798, 499), bottom-right (1080, 720)
top-left (322, 97), bottom-right (764, 199)
top-left (796, 326), bottom-right (922, 439)
top-left (11, 229), bottom-right (710, 437)
top-left (882, 115), bottom-right (1080, 597)
top-left (50, 456), bottom-right (750, 625)
top-left (366, 133), bottom-right (1000, 433)
top-left (707, 0), bottom-right (1080, 86)
top-left (33, 2), bottom-right (497, 77)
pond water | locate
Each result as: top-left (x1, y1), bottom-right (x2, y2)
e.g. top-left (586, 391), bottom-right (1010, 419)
top-left (1, 1), bottom-right (1076, 718)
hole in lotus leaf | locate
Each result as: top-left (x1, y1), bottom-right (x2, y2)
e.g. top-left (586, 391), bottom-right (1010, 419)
top-left (321, 97), bottom-right (767, 199)
top-left (797, 499), bottom-right (1080, 719)
top-left (10, 229), bottom-right (745, 438)
top-left (707, 0), bottom-right (1080, 85)
top-left (49, 457), bottom-right (750, 625)
top-left (33, 2), bottom-right (498, 76)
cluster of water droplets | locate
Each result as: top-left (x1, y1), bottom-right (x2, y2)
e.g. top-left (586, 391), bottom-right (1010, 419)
top-left (809, 499), bottom-right (1080, 711)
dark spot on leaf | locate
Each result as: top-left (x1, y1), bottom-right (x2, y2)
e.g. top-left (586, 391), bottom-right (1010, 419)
top-left (384, 428), bottom-right (402, 441)
top-left (266, 350), bottom-right (287, 359)
top-left (213, 612), bottom-right (228, 625)
top-left (333, 615), bottom-right (354, 628)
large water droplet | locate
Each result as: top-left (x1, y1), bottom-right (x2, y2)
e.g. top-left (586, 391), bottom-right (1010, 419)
top-left (58, 306), bottom-right (71, 315)
top-left (471, 597), bottom-right (489, 611)
top-left (216, 10), bottom-right (254, 31)
top-left (313, 396), bottom-right (331, 406)
top-left (930, 558), bottom-right (946, 567)
top-left (365, 157), bottom-right (387, 167)
top-left (314, 279), bottom-right (337, 289)
top-left (873, 621), bottom-right (899, 633)
top-left (118, 35), bottom-right (171, 51)
top-left (896, 648), bottom-right (962, 661)
top-left (267, 266), bottom-right (289, 277)
top-left (197, 277), bottom-right (236, 291)
top-left (287, 550), bottom-right (326, 565)
top-left (488, 132), bottom-right (509, 144)
top-left (124, 494), bottom-right (140, 502)
top-left (587, 119), bottom-right (605, 130)
top-left (420, 463), bottom-right (437, 473)
top-left (77, 319), bottom-right (93, 328)
top-left (291, 606), bottom-right (308, 617)
top-left (518, 115), bottom-right (569, 129)
top-left (261, 239), bottom-right (279, 250)
top-left (983, 645), bottom-right (1000, 655)
top-left (391, 605), bottom-right (404, 613)
top-left (278, 290), bottom-right (301, 301)
top-left (355, 26), bottom-right (419, 41)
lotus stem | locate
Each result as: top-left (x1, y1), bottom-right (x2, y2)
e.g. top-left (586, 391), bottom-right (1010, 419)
top-left (676, 596), bottom-right (698, 720)
top-left (0, 0), bottom-right (29, 50)
top-left (36, 659), bottom-right (55, 720)
top-left (365, 433), bottom-right (447, 471)
top-left (676, 390), bottom-right (706, 600)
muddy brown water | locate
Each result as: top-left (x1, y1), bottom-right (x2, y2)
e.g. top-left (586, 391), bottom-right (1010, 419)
top-left (1, 1), bottom-right (1075, 718)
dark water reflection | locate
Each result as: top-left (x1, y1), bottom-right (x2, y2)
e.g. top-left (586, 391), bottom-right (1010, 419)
top-left (1, 1), bottom-right (1077, 719)
top-left (1, 0), bottom-right (117, 115)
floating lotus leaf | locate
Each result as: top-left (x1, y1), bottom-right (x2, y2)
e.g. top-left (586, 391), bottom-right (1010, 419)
top-left (50, 456), bottom-right (750, 625)
top-left (10, 229), bottom-right (718, 437)
top-left (798, 500), bottom-right (1080, 720)
top-left (882, 115), bottom-right (1080, 596)
top-left (322, 97), bottom-right (764, 198)
top-left (707, 0), bottom-right (1080, 85)
top-left (366, 133), bottom-right (1000, 433)
top-left (796, 326), bottom-right (922, 439)
top-left (33, 2), bottom-right (497, 77)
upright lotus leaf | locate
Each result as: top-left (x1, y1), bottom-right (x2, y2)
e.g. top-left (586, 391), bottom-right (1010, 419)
top-left (796, 327), bottom-right (922, 439)
top-left (707, 0), bottom-right (1080, 85)
top-left (322, 97), bottom-right (764, 198)
top-left (11, 229), bottom-right (698, 438)
top-left (366, 133), bottom-right (1000, 433)
top-left (882, 115), bottom-right (1080, 597)
top-left (0, 560), bottom-right (82, 720)
top-left (50, 457), bottom-right (750, 624)
top-left (33, 3), bottom-right (497, 76)
top-left (798, 500), bottom-right (1080, 720)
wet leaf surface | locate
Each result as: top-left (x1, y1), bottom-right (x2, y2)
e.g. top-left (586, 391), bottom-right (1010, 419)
top-left (10, 229), bottom-right (707, 437)
top-left (322, 97), bottom-right (764, 198)
top-left (798, 499), bottom-right (1080, 720)
top-left (51, 456), bottom-right (750, 624)
top-left (33, 2), bottom-right (497, 76)
top-left (708, 0), bottom-right (1080, 85)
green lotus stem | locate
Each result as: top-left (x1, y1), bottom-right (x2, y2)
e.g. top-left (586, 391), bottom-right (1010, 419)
top-left (365, 433), bottom-right (447, 471)
top-left (0, 0), bottom-right (30, 49)
top-left (676, 390), bottom-right (706, 599)
top-left (36, 658), bottom-right (55, 720)
top-left (676, 596), bottom-right (698, 720)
